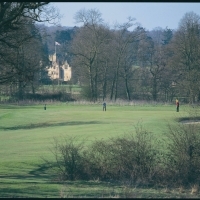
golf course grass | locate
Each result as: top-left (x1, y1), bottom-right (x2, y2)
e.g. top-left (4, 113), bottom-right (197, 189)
top-left (0, 102), bottom-right (199, 198)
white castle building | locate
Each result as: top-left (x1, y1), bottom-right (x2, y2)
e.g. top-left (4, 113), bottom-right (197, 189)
top-left (47, 53), bottom-right (72, 82)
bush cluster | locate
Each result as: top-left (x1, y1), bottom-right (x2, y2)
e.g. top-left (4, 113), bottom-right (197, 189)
top-left (24, 92), bottom-right (75, 101)
top-left (46, 122), bottom-right (200, 187)
top-left (162, 123), bottom-right (200, 186)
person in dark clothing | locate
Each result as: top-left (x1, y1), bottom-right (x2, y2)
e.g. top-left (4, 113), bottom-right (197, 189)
top-left (44, 104), bottom-right (46, 110)
top-left (103, 102), bottom-right (106, 111)
top-left (176, 99), bottom-right (179, 112)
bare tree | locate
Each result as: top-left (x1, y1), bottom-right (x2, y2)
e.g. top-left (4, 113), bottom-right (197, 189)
top-left (0, 3), bottom-right (60, 50)
top-left (71, 8), bottom-right (110, 102)
top-left (110, 18), bottom-right (143, 101)
top-left (0, 2), bottom-right (59, 32)
top-left (136, 27), bottom-right (174, 101)
top-left (171, 12), bottom-right (200, 103)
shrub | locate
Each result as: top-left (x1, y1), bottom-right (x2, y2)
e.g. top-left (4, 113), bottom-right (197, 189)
top-left (45, 136), bottom-right (86, 181)
top-left (164, 122), bottom-right (200, 186)
top-left (24, 92), bottom-right (74, 101)
top-left (45, 122), bottom-right (160, 184)
top-left (82, 122), bottom-right (159, 184)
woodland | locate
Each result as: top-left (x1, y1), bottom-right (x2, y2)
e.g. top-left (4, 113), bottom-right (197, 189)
top-left (0, 3), bottom-right (200, 103)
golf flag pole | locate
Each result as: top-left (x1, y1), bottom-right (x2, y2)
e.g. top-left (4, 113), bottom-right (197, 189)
top-left (55, 41), bottom-right (61, 55)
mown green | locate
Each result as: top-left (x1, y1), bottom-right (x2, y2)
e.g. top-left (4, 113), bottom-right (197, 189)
top-left (0, 103), bottom-right (195, 197)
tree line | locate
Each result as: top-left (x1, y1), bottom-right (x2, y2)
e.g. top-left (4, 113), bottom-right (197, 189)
top-left (66, 9), bottom-right (200, 103)
top-left (0, 2), bottom-right (59, 100)
top-left (1, 4), bottom-right (200, 103)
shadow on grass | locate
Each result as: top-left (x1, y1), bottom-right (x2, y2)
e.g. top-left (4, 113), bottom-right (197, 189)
top-left (0, 165), bottom-right (59, 197)
top-left (0, 182), bottom-right (59, 198)
top-left (2, 163), bottom-right (195, 198)
top-left (0, 121), bottom-right (106, 131)
top-left (28, 163), bottom-right (59, 181)
top-left (0, 162), bottom-right (55, 181)
top-left (28, 162), bottom-right (120, 188)
top-left (177, 116), bottom-right (200, 123)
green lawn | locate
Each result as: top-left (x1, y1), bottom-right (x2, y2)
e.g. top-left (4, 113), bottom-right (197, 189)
top-left (0, 102), bottom-right (197, 197)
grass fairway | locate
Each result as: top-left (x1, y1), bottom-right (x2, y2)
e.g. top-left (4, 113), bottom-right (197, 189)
top-left (0, 102), bottom-right (195, 197)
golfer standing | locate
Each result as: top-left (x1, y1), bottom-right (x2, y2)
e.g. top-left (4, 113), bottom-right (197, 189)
top-left (103, 102), bottom-right (106, 111)
top-left (176, 99), bottom-right (179, 112)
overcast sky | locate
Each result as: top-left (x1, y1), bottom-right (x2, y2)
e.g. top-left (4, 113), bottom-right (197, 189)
top-left (49, 2), bottom-right (200, 31)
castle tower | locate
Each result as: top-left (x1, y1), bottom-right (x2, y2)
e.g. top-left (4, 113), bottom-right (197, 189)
top-left (47, 54), bottom-right (71, 82)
